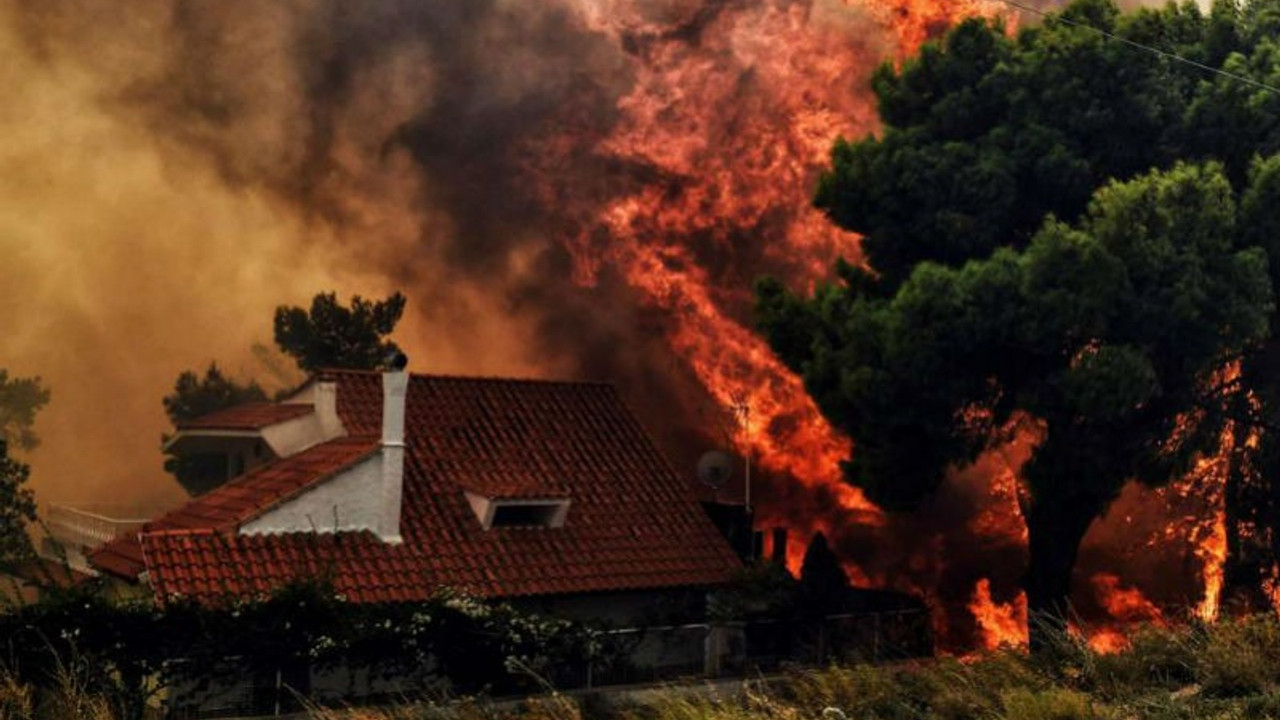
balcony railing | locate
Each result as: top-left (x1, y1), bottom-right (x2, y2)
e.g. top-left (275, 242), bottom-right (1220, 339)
top-left (43, 503), bottom-right (151, 550)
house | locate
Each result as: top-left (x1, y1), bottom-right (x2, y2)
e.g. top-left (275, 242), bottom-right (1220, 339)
top-left (90, 364), bottom-right (740, 605)
top-left (86, 364), bottom-right (743, 706)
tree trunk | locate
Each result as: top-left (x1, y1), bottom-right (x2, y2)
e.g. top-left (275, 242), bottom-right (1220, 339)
top-left (1222, 423), bottom-right (1265, 610)
top-left (1023, 497), bottom-right (1100, 650)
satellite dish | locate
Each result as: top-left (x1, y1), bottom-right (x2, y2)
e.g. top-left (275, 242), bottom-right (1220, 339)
top-left (697, 450), bottom-right (734, 491)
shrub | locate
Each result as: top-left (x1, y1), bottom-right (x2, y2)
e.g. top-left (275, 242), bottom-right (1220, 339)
top-left (1196, 616), bottom-right (1280, 698)
top-left (999, 687), bottom-right (1100, 720)
top-left (1094, 623), bottom-right (1199, 696)
top-left (0, 671), bottom-right (32, 720)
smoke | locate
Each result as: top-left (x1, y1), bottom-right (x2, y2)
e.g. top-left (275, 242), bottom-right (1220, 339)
top-left (0, 1), bottom-right (605, 501)
top-left (0, 0), bottom-right (890, 505)
top-left (0, 6), bottom-right (353, 508)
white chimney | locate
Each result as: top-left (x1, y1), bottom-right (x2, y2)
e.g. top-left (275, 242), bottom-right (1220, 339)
top-left (377, 363), bottom-right (409, 544)
top-left (314, 380), bottom-right (342, 439)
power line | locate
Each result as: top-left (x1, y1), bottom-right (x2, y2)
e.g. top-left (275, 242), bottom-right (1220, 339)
top-left (995, 0), bottom-right (1280, 96)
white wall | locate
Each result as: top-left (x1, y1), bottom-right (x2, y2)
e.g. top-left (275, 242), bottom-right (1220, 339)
top-left (240, 455), bottom-right (384, 536)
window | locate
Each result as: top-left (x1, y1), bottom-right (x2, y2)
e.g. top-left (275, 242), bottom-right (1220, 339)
top-left (464, 491), bottom-right (571, 529)
top-left (491, 503), bottom-right (561, 527)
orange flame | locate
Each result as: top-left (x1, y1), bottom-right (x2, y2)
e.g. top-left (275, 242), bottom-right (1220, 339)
top-left (1195, 504), bottom-right (1228, 623)
top-left (1092, 573), bottom-right (1164, 623)
top-left (968, 578), bottom-right (1028, 649)
top-left (1160, 421), bottom-right (1232, 623)
top-left (538, 0), bottom-right (1018, 586)
top-left (1263, 564), bottom-right (1280, 616)
top-left (1082, 573), bottom-right (1164, 653)
top-left (1086, 629), bottom-right (1128, 654)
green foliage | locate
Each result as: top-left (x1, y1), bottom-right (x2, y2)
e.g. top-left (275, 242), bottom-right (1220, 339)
top-left (1196, 615), bottom-right (1280, 697)
top-left (161, 362), bottom-right (266, 425)
top-left (0, 581), bottom-right (611, 719)
top-left (0, 371), bottom-right (49, 453)
top-left (766, 161), bottom-right (1272, 516)
top-left (766, 0), bottom-right (1280, 622)
top-left (0, 370), bottom-right (45, 566)
top-left (0, 455), bottom-right (36, 564)
top-left (16, 612), bottom-right (1280, 719)
top-left (1092, 623), bottom-right (1200, 695)
top-left (274, 292), bottom-right (407, 373)
top-left (999, 687), bottom-right (1099, 720)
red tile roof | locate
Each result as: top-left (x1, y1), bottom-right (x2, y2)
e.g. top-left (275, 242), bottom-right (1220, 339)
top-left (177, 402), bottom-right (313, 430)
top-left (94, 371), bottom-right (742, 603)
top-left (88, 437), bottom-right (379, 578)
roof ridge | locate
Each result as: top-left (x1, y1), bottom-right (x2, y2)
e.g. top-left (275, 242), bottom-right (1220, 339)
top-left (315, 367), bottom-right (617, 388)
top-left (229, 439), bottom-right (381, 528)
top-left (142, 527), bottom-right (220, 538)
top-left (141, 435), bottom-right (379, 534)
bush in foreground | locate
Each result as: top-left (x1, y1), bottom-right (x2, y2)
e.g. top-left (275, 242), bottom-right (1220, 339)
top-left (12, 612), bottom-right (1280, 718)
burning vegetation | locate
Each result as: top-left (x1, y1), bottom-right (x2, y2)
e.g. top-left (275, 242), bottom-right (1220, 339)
top-left (7, 0), bottom-right (1280, 654)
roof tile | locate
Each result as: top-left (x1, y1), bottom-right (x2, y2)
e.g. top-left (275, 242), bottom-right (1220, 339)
top-left (177, 402), bottom-right (313, 430)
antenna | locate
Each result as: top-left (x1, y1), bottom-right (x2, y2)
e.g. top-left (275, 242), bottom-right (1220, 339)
top-left (697, 450), bottom-right (734, 496)
top-left (729, 393), bottom-right (752, 514)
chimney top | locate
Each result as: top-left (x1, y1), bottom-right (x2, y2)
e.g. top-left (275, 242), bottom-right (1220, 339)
top-left (384, 349), bottom-right (409, 372)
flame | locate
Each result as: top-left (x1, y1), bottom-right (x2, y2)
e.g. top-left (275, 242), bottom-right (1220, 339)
top-left (531, 0), bottom-right (1013, 586)
top-left (1264, 564), bottom-right (1280, 616)
top-left (1086, 629), bottom-right (1128, 654)
top-left (1195, 503), bottom-right (1228, 623)
top-left (968, 578), bottom-right (1028, 649)
top-left (1081, 573), bottom-right (1164, 652)
top-left (1158, 421), bottom-right (1232, 623)
top-left (1092, 573), bottom-right (1164, 623)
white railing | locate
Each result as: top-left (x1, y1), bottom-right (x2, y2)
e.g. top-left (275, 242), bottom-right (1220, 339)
top-left (43, 504), bottom-right (151, 550)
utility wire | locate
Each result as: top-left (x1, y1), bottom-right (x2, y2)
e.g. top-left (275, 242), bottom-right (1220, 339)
top-left (995, 0), bottom-right (1280, 96)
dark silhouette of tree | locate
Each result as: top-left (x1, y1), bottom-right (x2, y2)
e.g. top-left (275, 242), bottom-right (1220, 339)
top-left (0, 444), bottom-right (37, 564)
top-left (799, 532), bottom-right (849, 613)
top-left (0, 370), bottom-right (49, 451)
top-left (162, 363), bottom-right (266, 424)
top-left (273, 292), bottom-right (406, 373)
top-left (761, 161), bottom-right (1273, 635)
top-left (0, 370), bottom-right (45, 564)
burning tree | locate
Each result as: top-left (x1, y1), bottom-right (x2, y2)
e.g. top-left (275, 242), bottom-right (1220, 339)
top-left (760, 0), bottom-right (1280, 638)
top-left (761, 159), bottom-right (1273, 637)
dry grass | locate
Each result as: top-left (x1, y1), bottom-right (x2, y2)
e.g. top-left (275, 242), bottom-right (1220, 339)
top-left (0, 662), bottom-right (115, 720)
